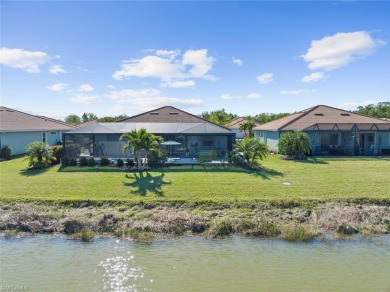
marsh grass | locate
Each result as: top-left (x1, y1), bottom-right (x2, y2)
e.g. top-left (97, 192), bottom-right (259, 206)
top-left (4, 229), bottom-right (19, 239)
top-left (114, 228), bottom-right (155, 242)
top-left (237, 220), bottom-right (280, 237)
top-left (208, 218), bottom-right (234, 237)
top-left (74, 228), bottom-right (95, 242)
top-left (281, 226), bottom-right (316, 242)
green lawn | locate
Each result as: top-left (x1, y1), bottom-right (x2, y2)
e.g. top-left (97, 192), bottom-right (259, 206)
top-left (1, 155), bottom-right (389, 203)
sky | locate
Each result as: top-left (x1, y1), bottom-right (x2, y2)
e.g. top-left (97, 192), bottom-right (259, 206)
top-left (1, 1), bottom-right (389, 120)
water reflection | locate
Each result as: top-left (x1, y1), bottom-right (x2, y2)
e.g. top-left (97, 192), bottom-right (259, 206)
top-left (1, 235), bottom-right (390, 292)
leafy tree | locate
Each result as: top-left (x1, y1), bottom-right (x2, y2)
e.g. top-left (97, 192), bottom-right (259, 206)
top-left (120, 128), bottom-right (161, 170)
top-left (278, 131), bottom-right (311, 160)
top-left (354, 102), bottom-right (390, 119)
top-left (234, 138), bottom-right (267, 165)
top-left (82, 113), bottom-right (98, 123)
top-left (209, 110), bottom-right (232, 126)
top-left (26, 141), bottom-right (53, 168)
top-left (98, 114), bottom-right (129, 122)
top-left (65, 114), bottom-right (81, 125)
top-left (239, 121), bottom-right (257, 137)
top-left (250, 113), bottom-right (290, 124)
top-left (200, 109), bottom-right (237, 125)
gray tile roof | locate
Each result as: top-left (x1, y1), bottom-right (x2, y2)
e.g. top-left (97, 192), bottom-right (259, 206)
top-left (254, 105), bottom-right (390, 131)
top-left (66, 122), bottom-right (234, 135)
top-left (0, 107), bottom-right (76, 132)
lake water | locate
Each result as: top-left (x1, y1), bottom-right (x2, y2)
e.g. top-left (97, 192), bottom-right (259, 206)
top-left (1, 235), bottom-right (390, 292)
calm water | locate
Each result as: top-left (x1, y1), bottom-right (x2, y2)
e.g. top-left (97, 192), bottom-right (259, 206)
top-left (1, 235), bottom-right (390, 292)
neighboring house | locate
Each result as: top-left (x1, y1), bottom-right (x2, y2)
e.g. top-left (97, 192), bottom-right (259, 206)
top-left (63, 106), bottom-right (235, 158)
top-left (253, 105), bottom-right (390, 156)
top-left (0, 106), bottom-right (76, 155)
top-left (228, 117), bottom-right (261, 139)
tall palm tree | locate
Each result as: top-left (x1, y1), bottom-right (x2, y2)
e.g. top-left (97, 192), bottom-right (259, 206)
top-left (120, 128), bottom-right (161, 170)
top-left (239, 121), bottom-right (257, 137)
top-left (210, 111), bottom-right (230, 126)
top-left (234, 138), bottom-right (267, 165)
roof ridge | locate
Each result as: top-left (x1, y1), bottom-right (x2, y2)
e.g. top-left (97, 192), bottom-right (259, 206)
top-left (279, 105), bottom-right (320, 130)
top-left (119, 105), bottom-right (232, 131)
top-left (0, 106), bottom-right (75, 128)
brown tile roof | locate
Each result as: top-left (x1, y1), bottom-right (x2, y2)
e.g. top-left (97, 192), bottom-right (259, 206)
top-left (228, 117), bottom-right (261, 129)
top-left (254, 105), bottom-right (390, 131)
top-left (119, 106), bottom-right (231, 131)
top-left (120, 106), bottom-right (207, 123)
top-left (0, 106), bottom-right (76, 132)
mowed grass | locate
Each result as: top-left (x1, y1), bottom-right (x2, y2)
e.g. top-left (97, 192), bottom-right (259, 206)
top-left (0, 155), bottom-right (389, 203)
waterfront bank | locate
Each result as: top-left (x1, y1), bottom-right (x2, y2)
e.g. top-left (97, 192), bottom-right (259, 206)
top-left (1, 201), bottom-right (389, 241)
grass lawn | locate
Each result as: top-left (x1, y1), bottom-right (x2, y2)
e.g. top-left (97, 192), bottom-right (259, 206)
top-left (0, 155), bottom-right (389, 204)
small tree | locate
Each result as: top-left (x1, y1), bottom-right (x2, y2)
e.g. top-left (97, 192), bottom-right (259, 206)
top-left (26, 141), bottom-right (53, 168)
top-left (120, 128), bottom-right (161, 170)
top-left (239, 121), bottom-right (257, 137)
top-left (234, 138), bottom-right (267, 166)
top-left (0, 145), bottom-right (12, 160)
top-left (65, 114), bottom-right (81, 125)
top-left (278, 131), bottom-right (311, 160)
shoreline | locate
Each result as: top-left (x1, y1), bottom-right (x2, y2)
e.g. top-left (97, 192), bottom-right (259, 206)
top-left (1, 201), bottom-right (389, 242)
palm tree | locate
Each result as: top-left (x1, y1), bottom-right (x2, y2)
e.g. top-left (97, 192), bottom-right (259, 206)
top-left (234, 138), bottom-right (267, 165)
top-left (239, 121), bottom-right (257, 137)
top-left (120, 128), bottom-right (161, 170)
top-left (210, 111), bottom-right (230, 126)
top-left (26, 141), bottom-right (53, 168)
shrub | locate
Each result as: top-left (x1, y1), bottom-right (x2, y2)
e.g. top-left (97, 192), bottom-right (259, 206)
top-left (61, 157), bottom-right (70, 166)
top-left (74, 228), bottom-right (95, 242)
top-left (278, 131), bottom-right (311, 160)
top-left (50, 145), bottom-right (63, 164)
top-left (100, 157), bottom-right (110, 166)
top-left (0, 145), bottom-right (12, 160)
top-left (126, 158), bottom-right (135, 167)
top-left (26, 141), bottom-right (53, 169)
top-left (208, 219), bottom-right (233, 237)
top-left (87, 157), bottom-right (96, 166)
top-left (79, 156), bottom-right (88, 166)
top-left (116, 158), bottom-right (124, 167)
top-left (69, 158), bottom-right (77, 166)
top-left (281, 226), bottom-right (316, 242)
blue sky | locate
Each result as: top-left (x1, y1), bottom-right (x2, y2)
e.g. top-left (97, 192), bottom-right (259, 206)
top-left (1, 1), bottom-right (389, 120)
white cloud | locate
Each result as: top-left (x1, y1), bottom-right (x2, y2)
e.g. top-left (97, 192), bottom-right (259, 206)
top-left (106, 85), bottom-right (116, 90)
top-left (301, 72), bottom-right (325, 83)
top-left (221, 93), bottom-right (235, 100)
top-left (338, 99), bottom-right (378, 111)
top-left (78, 84), bottom-right (94, 92)
top-left (0, 47), bottom-right (49, 73)
top-left (71, 94), bottom-right (101, 104)
top-left (280, 89), bottom-right (317, 95)
top-left (106, 88), bottom-right (203, 109)
top-left (257, 73), bottom-right (274, 84)
top-left (232, 57), bottom-right (243, 67)
top-left (48, 64), bottom-right (66, 75)
top-left (113, 55), bottom-right (183, 80)
top-left (247, 93), bottom-right (262, 99)
top-left (47, 83), bottom-right (68, 92)
top-left (161, 80), bottom-right (196, 88)
top-left (112, 49), bottom-right (216, 85)
top-left (301, 31), bottom-right (386, 71)
top-left (182, 49), bottom-right (216, 80)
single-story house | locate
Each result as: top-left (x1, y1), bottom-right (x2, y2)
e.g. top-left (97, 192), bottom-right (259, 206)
top-left (63, 106), bottom-right (235, 158)
top-left (253, 105), bottom-right (390, 156)
top-left (228, 117), bottom-right (262, 139)
top-left (0, 106), bottom-right (76, 155)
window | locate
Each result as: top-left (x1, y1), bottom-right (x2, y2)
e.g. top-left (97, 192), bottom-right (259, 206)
top-left (42, 132), bottom-right (46, 143)
top-left (150, 112), bottom-right (159, 115)
top-left (50, 132), bottom-right (56, 135)
top-left (314, 113), bottom-right (324, 116)
top-left (203, 137), bottom-right (213, 147)
top-left (169, 112), bottom-right (179, 115)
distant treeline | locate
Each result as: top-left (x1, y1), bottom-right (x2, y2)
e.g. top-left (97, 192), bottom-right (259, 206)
top-left (63, 102), bottom-right (390, 126)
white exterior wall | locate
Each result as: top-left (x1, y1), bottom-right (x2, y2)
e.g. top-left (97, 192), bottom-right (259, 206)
top-left (231, 128), bottom-right (245, 139)
top-left (254, 130), bottom-right (280, 151)
top-left (0, 131), bottom-right (64, 155)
